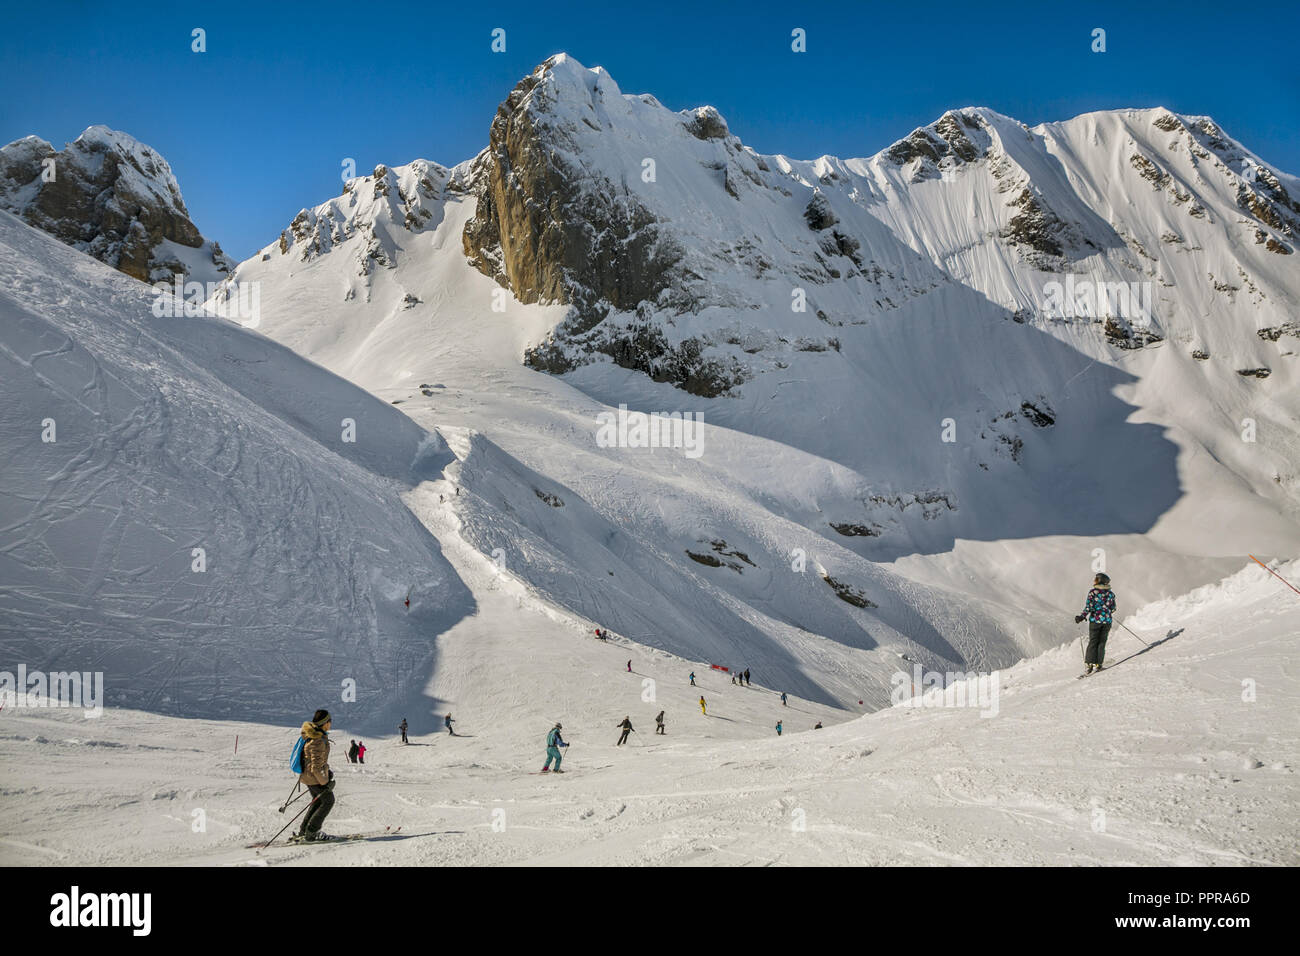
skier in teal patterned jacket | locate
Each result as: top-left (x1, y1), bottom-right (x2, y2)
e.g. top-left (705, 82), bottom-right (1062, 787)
top-left (1075, 573), bottom-right (1117, 673)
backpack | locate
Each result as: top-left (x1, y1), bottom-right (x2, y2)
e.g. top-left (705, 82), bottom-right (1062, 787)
top-left (290, 736), bottom-right (307, 775)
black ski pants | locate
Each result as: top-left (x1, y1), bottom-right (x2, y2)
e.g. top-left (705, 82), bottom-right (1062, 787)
top-left (301, 784), bottom-right (335, 835)
top-left (1085, 621), bottom-right (1112, 665)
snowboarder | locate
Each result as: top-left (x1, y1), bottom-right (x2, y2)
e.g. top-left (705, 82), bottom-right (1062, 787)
top-left (399, 719), bottom-right (408, 744)
top-left (744, 669), bottom-right (750, 686)
top-left (445, 714), bottom-right (455, 735)
top-left (699, 696), bottom-right (707, 716)
top-left (616, 716), bottom-right (634, 745)
top-left (1076, 572), bottom-right (1118, 675)
top-left (542, 722), bottom-right (568, 772)
top-left (347, 739), bottom-right (359, 764)
top-left (356, 741), bottom-right (366, 764)
top-left (689, 671), bottom-right (696, 686)
top-left (775, 720), bottom-right (783, 736)
top-left (294, 709), bottom-right (336, 842)
top-left (780, 692), bottom-right (787, 707)
top-left (655, 710), bottom-right (665, 735)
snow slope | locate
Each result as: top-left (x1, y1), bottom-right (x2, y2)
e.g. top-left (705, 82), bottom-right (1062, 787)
top-left (0, 210), bottom-right (471, 729)
top-left (1, 555), bottom-right (1293, 866)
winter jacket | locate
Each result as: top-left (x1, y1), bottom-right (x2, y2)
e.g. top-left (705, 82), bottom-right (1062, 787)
top-left (547, 727), bottom-right (565, 748)
top-left (618, 719), bottom-right (633, 731)
top-left (298, 722), bottom-right (331, 787)
top-left (1081, 586), bottom-right (1117, 624)
top-left (655, 712), bottom-right (664, 724)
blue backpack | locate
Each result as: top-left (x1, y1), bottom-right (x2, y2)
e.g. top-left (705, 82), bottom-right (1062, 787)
top-left (290, 736), bottom-right (307, 774)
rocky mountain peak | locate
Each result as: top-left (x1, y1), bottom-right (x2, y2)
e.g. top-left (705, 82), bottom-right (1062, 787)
top-left (0, 126), bottom-right (230, 283)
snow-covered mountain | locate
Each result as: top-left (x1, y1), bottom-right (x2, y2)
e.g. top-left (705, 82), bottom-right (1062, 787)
top-left (218, 54), bottom-right (1299, 709)
top-left (0, 126), bottom-right (231, 284)
top-left (0, 210), bottom-right (469, 727)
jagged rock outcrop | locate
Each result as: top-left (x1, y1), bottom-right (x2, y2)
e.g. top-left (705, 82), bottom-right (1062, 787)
top-left (0, 127), bottom-right (230, 283)
top-left (462, 55), bottom-right (683, 323)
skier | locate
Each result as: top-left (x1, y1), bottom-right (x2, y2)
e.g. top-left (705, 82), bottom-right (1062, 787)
top-left (347, 739), bottom-right (359, 764)
top-left (356, 741), bottom-right (366, 764)
top-left (541, 722), bottom-right (568, 773)
top-left (814, 721), bottom-right (823, 729)
top-left (616, 716), bottom-right (634, 745)
top-left (1076, 572), bottom-right (1118, 674)
top-left (775, 720), bottom-right (783, 736)
top-left (445, 713), bottom-right (455, 736)
top-left (655, 710), bottom-right (665, 735)
top-left (731, 674), bottom-right (736, 685)
top-left (780, 692), bottom-right (787, 707)
top-left (399, 719), bottom-right (408, 744)
top-left (744, 669), bottom-right (750, 686)
top-left (689, 671), bottom-right (696, 686)
top-left (699, 696), bottom-right (707, 716)
top-left (294, 709), bottom-right (336, 842)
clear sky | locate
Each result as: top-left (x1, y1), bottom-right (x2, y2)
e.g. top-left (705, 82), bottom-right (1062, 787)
top-left (4, 0), bottom-right (1296, 260)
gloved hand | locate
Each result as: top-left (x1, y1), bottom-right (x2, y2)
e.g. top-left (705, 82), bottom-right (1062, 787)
top-left (326, 777), bottom-right (336, 791)
top-left (562, 743), bottom-right (569, 748)
top-left (1074, 614), bottom-right (1085, 624)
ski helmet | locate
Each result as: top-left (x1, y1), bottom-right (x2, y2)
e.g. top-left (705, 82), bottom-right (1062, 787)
top-left (554, 722), bottom-right (562, 729)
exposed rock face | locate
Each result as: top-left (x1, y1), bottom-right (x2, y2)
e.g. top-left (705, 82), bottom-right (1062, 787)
top-left (462, 56), bottom-right (683, 323)
top-left (0, 127), bottom-right (230, 283)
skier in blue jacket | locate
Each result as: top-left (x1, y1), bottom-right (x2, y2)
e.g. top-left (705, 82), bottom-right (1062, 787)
top-left (541, 722), bottom-right (568, 773)
top-left (1076, 572), bottom-right (1117, 674)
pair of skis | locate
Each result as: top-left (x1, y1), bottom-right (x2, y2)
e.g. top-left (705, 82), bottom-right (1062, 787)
top-left (246, 825), bottom-right (401, 849)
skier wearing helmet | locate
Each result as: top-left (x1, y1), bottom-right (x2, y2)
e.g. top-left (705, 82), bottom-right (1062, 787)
top-left (542, 722), bottom-right (568, 773)
top-left (1076, 572), bottom-right (1117, 674)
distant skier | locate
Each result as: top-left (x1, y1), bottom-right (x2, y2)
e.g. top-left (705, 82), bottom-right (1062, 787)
top-left (541, 722), bottom-right (568, 773)
top-left (780, 692), bottom-right (787, 707)
top-left (294, 709), bottom-right (336, 842)
top-left (399, 719), bottom-right (408, 744)
top-left (814, 722), bottom-right (823, 730)
top-left (655, 710), bottom-right (665, 735)
top-left (775, 720), bottom-right (783, 736)
top-left (445, 714), bottom-right (456, 736)
top-left (731, 674), bottom-right (736, 685)
top-left (347, 739), bottom-right (359, 764)
top-left (744, 669), bottom-right (751, 686)
top-left (616, 716), bottom-right (634, 745)
top-left (627, 660), bottom-right (632, 673)
top-left (1076, 572), bottom-right (1117, 675)
top-left (689, 671), bottom-right (696, 686)
top-left (699, 696), bottom-right (707, 716)
top-left (356, 741), bottom-right (366, 764)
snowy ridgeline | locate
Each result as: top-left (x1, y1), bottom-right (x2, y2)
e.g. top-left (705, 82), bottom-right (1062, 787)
top-left (0, 211), bottom-right (470, 728)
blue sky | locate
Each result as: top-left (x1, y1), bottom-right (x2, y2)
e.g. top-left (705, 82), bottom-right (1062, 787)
top-left (4, 0), bottom-right (1296, 260)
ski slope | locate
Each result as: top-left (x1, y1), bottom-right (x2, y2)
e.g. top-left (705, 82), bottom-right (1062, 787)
top-left (0, 210), bottom-right (471, 729)
top-left (1, 555), bottom-right (1294, 866)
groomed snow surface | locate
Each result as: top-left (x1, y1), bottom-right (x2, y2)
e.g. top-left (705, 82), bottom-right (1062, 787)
top-left (1, 553), bottom-right (1295, 866)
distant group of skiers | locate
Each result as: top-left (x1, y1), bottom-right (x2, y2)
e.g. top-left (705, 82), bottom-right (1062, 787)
top-left (285, 571), bottom-right (1121, 843)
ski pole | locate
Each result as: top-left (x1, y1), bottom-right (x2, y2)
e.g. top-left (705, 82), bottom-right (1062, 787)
top-left (278, 781), bottom-right (303, 813)
top-left (1249, 554), bottom-right (1300, 597)
top-left (264, 791), bottom-right (323, 848)
top-left (1116, 620), bottom-right (1150, 647)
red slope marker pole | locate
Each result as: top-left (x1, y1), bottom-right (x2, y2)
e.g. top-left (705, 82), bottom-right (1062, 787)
top-left (1249, 554), bottom-right (1300, 597)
